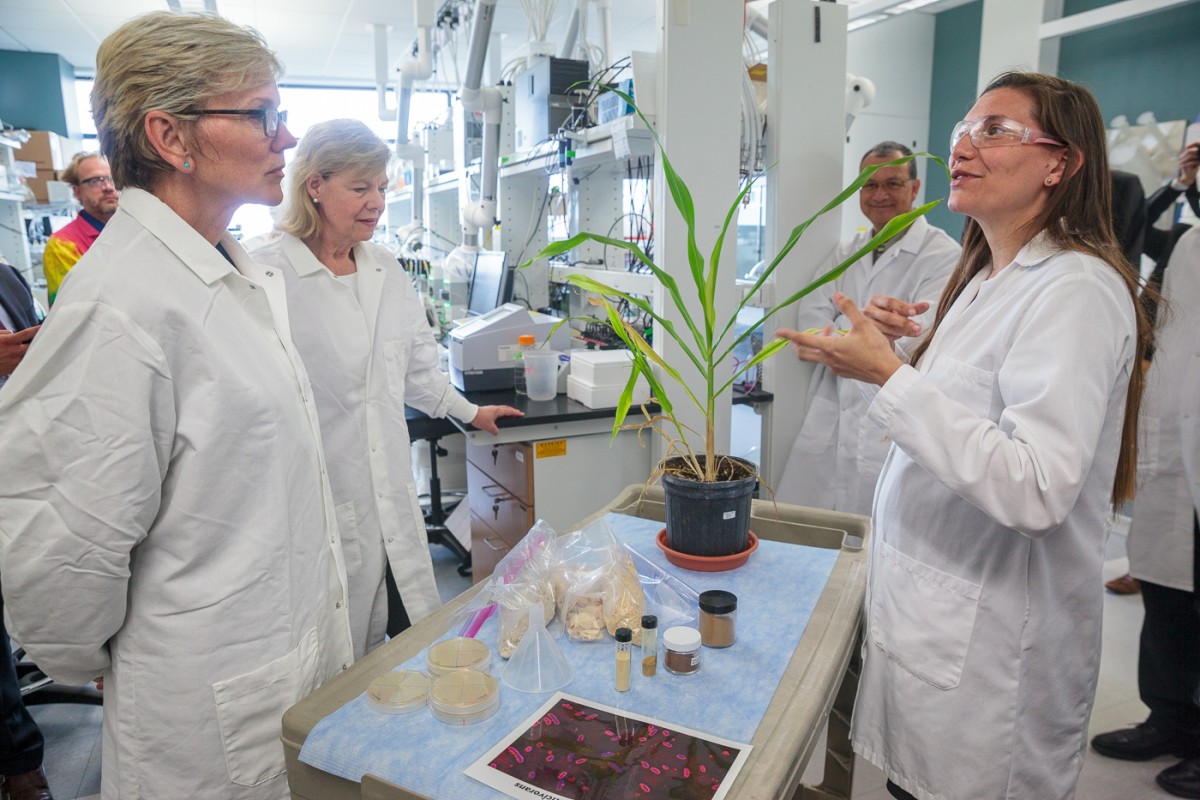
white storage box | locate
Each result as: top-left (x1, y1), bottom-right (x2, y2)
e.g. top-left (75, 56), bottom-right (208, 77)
top-left (569, 348), bottom-right (637, 385)
top-left (566, 373), bottom-right (652, 409)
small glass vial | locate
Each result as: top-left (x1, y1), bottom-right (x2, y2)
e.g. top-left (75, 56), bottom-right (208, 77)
top-left (662, 626), bottom-right (701, 676)
top-left (698, 590), bottom-right (737, 648)
top-left (513, 334), bottom-right (536, 395)
top-left (615, 627), bottom-right (632, 691)
top-left (640, 615), bottom-right (658, 677)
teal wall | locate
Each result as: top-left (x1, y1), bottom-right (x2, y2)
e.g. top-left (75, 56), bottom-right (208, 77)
top-left (0, 50), bottom-right (81, 138)
top-left (926, 1), bottom-right (983, 241)
top-left (1057, 0), bottom-right (1200, 123)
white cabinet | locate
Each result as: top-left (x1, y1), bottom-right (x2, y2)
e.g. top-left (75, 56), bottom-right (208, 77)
top-left (0, 132), bottom-right (32, 280)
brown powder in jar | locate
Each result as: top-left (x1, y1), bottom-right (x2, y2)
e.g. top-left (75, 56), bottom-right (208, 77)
top-left (699, 610), bottom-right (735, 647)
top-left (664, 648), bottom-right (699, 675)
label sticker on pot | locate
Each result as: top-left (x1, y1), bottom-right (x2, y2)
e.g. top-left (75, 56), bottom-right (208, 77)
top-left (535, 440), bottom-right (567, 459)
top-left (723, 511), bottom-right (736, 520)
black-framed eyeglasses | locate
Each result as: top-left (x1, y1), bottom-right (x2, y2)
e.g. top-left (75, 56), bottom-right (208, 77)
top-left (181, 108), bottom-right (288, 138)
top-left (78, 175), bottom-right (115, 189)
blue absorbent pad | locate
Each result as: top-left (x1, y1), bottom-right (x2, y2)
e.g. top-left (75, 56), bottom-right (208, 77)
top-left (298, 512), bottom-right (841, 797)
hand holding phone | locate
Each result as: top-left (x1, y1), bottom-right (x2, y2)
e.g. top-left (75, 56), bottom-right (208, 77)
top-left (0, 323), bottom-right (40, 376)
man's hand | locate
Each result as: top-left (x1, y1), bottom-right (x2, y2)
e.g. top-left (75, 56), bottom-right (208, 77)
top-left (470, 404), bottom-right (524, 435)
top-left (1179, 143), bottom-right (1199, 187)
top-left (776, 293), bottom-right (904, 386)
top-left (0, 325), bottom-right (40, 376)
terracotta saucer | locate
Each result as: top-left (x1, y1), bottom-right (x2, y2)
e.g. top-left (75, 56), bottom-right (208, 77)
top-left (655, 528), bottom-right (759, 572)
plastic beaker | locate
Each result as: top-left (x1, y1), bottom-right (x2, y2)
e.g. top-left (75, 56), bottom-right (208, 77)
top-left (523, 351), bottom-right (566, 401)
top-left (501, 603), bottom-right (574, 693)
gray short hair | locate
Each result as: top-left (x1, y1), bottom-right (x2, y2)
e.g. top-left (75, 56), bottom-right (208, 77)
top-left (279, 119), bottom-right (392, 241)
top-left (861, 140), bottom-right (917, 180)
top-left (91, 12), bottom-right (283, 191)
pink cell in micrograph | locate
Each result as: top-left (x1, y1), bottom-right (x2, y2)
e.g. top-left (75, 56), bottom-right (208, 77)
top-left (639, 783), bottom-right (651, 793)
top-left (577, 734), bottom-right (585, 743)
top-left (585, 713), bottom-right (598, 720)
top-left (546, 714), bottom-right (561, 725)
top-left (640, 761), bottom-right (650, 769)
top-left (546, 753), bottom-right (555, 762)
top-left (558, 771), bottom-right (568, 780)
top-left (524, 745), bottom-right (533, 753)
top-left (647, 725), bottom-right (658, 736)
top-left (662, 742), bottom-right (674, 748)
top-left (683, 768), bottom-right (691, 778)
top-left (676, 754), bottom-right (686, 760)
top-left (699, 765), bottom-right (707, 773)
top-left (507, 747), bottom-right (524, 764)
top-left (650, 767), bottom-right (661, 775)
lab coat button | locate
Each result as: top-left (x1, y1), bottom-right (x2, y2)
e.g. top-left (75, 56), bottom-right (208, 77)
top-left (265, 270), bottom-right (274, 277)
top-left (342, 663), bottom-right (350, 671)
top-left (336, 601), bottom-right (342, 609)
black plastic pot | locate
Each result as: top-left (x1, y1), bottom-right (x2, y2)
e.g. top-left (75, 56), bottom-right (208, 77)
top-left (661, 456), bottom-right (757, 557)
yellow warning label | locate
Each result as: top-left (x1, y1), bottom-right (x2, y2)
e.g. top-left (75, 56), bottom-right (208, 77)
top-left (535, 439), bottom-right (567, 458)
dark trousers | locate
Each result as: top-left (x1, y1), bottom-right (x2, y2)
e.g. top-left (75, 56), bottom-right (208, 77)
top-left (886, 779), bottom-right (918, 800)
top-left (0, 581), bottom-right (44, 776)
top-left (383, 564), bottom-right (412, 638)
top-left (1140, 576), bottom-right (1200, 737)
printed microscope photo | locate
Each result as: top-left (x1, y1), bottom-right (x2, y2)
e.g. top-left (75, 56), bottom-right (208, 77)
top-left (485, 697), bottom-right (741, 800)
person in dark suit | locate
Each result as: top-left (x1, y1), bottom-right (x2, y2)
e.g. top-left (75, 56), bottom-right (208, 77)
top-left (0, 261), bottom-right (42, 391)
top-left (0, 258), bottom-right (51, 800)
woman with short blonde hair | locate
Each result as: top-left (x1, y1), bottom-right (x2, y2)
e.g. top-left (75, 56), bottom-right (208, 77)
top-left (0, 13), bottom-right (355, 799)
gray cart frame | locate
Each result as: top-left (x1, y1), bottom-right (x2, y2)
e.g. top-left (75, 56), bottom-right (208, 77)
top-left (283, 485), bottom-right (869, 800)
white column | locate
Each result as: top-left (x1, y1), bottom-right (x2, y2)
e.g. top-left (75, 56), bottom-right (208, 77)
top-left (651, 0), bottom-right (743, 462)
top-left (759, 0), bottom-right (848, 489)
top-left (977, 0), bottom-right (1050, 92)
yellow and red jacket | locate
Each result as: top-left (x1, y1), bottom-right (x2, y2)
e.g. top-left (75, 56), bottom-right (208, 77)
top-left (43, 211), bottom-right (105, 305)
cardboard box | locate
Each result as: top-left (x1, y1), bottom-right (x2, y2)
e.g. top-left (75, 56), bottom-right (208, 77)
top-left (23, 168), bottom-right (61, 204)
top-left (18, 130), bottom-right (65, 171)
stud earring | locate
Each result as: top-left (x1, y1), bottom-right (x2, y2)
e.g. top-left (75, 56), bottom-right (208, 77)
top-left (311, 196), bottom-right (319, 204)
top-left (1045, 177), bottom-right (1053, 185)
top-left (182, 161), bottom-right (191, 171)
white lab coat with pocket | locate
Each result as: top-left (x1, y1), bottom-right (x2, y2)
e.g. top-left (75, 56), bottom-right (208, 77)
top-left (0, 189), bottom-right (355, 800)
top-left (1129, 226), bottom-right (1199, 590)
top-left (252, 234), bottom-right (477, 657)
top-left (852, 236), bottom-right (1137, 800)
top-left (778, 216), bottom-right (959, 513)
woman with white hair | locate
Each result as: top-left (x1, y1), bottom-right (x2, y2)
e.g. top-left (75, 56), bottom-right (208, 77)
top-left (0, 13), bottom-right (353, 799)
top-left (252, 119), bottom-right (521, 657)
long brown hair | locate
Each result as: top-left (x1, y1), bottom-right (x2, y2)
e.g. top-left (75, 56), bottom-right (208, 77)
top-left (910, 72), bottom-right (1153, 506)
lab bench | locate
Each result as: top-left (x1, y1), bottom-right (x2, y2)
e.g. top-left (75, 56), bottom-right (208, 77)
top-left (282, 484), bottom-right (868, 800)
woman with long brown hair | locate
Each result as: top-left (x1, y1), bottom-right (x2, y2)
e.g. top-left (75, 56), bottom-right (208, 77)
top-left (778, 72), bottom-right (1152, 799)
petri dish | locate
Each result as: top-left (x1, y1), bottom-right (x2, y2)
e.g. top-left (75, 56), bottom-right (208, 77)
top-left (366, 670), bottom-right (431, 715)
top-left (427, 637), bottom-right (492, 677)
top-left (430, 669), bottom-right (500, 725)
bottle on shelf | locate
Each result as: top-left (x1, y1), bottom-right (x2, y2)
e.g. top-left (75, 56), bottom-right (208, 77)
top-left (513, 334), bottom-right (536, 395)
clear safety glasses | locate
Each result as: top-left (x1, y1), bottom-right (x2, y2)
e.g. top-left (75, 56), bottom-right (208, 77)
top-left (182, 108), bottom-right (288, 138)
top-left (950, 116), bottom-right (1066, 150)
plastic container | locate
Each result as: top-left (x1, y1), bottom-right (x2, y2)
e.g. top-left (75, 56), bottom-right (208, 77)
top-left (662, 626), bottom-right (702, 676)
top-left (698, 590), bottom-right (737, 648)
top-left (426, 637), bottom-right (491, 677)
top-left (523, 351), bottom-right (566, 401)
top-left (430, 669), bottom-right (501, 725)
top-left (513, 334), bottom-right (536, 395)
top-left (366, 670), bottom-right (431, 715)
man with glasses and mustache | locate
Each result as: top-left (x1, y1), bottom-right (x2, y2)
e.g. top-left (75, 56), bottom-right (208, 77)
top-left (42, 152), bottom-right (119, 305)
top-left (777, 141), bottom-right (960, 515)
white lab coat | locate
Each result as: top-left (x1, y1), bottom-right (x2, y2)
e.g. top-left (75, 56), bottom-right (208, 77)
top-left (778, 216), bottom-right (959, 513)
top-left (252, 235), bottom-right (477, 657)
top-left (1129, 225), bottom-right (1199, 590)
top-left (852, 235), bottom-right (1137, 800)
top-left (0, 189), bottom-right (355, 800)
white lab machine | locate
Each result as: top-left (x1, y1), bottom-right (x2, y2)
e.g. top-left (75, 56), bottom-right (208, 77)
top-left (447, 303), bottom-right (571, 392)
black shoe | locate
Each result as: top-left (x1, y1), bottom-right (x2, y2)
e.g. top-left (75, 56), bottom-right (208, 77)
top-left (1091, 723), bottom-right (1200, 761)
top-left (1158, 759), bottom-right (1200, 799)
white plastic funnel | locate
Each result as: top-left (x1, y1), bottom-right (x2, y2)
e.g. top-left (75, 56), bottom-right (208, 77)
top-left (501, 603), bottom-right (574, 693)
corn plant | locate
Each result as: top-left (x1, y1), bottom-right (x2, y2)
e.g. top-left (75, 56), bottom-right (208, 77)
top-left (525, 90), bottom-right (942, 483)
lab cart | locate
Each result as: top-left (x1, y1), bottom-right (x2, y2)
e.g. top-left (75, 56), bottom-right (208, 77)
top-left (282, 485), bottom-right (869, 800)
